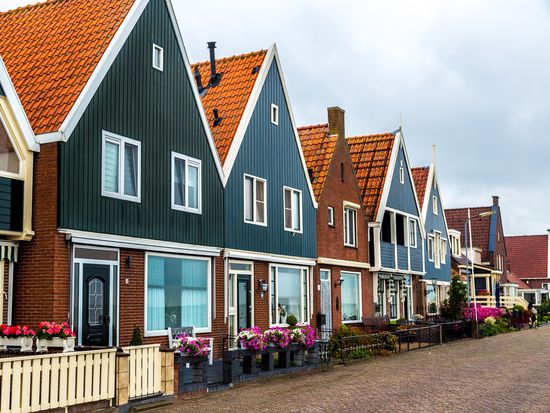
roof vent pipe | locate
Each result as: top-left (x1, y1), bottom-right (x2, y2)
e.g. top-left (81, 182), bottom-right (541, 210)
top-left (194, 66), bottom-right (203, 93)
top-left (207, 41), bottom-right (219, 86)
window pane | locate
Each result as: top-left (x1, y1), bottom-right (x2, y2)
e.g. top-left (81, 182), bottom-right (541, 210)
top-left (174, 158), bottom-right (185, 206)
top-left (277, 267), bottom-right (301, 323)
top-left (255, 180), bottom-right (265, 223)
top-left (292, 191), bottom-right (300, 230)
top-left (103, 141), bottom-right (119, 193)
top-left (244, 177), bottom-right (254, 221)
top-left (188, 164), bottom-right (199, 209)
top-left (284, 189), bottom-right (292, 229)
top-left (270, 267), bottom-right (276, 323)
top-left (341, 273), bottom-right (360, 321)
top-left (0, 122), bottom-right (19, 174)
top-left (124, 143), bottom-right (138, 196)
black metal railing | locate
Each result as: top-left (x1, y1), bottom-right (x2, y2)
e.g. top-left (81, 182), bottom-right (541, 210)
top-left (393, 325), bottom-right (442, 352)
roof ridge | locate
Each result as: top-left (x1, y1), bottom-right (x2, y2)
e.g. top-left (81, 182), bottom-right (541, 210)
top-left (347, 132), bottom-right (396, 141)
top-left (0, 0), bottom-right (61, 17)
top-left (297, 123), bottom-right (328, 131)
top-left (446, 206), bottom-right (492, 211)
top-left (411, 166), bottom-right (429, 170)
top-left (192, 49), bottom-right (268, 68)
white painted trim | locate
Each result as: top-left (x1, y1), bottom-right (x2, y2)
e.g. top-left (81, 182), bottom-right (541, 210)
top-left (283, 185), bottom-right (303, 233)
top-left (144, 252), bottom-right (212, 336)
top-left (317, 257), bottom-right (370, 269)
top-left (59, 228), bottom-right (222, 256)
top-left (243, 173), bottom-right (267, 226)
top-left (269, 263), bottom-right (310, 326)
top-left (221, 44), bottom-right (318, 207)
top-left (152, 43), bottom-right (164, 72)
top-left (343, 205), bottom-right (358, 248)
top-left (60, 0), bottom-right (148, 141)
top-left (0, 57), bottom-right (39, 152)
top-left (171, 151), bottom-right (202, 214)
top-left (328, 206), bottom-right (335, 226)
top-left (7, 261), bottom-right (13, 325)
top-left (340, 270), bottom-right (362, 324)
top-left (343, 200), bottom-right (361, 210)
top-left (35, 132), bottom-right (63, 144)
top-left (270, 103), bottom-right (279, 125)
top-left (228, 260), bottom-right (255, 337)
top-left (223, 248), bottom-right (316, 266)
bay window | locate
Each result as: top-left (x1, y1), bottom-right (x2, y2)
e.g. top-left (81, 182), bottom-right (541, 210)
top-left (244, 174), bottom-right (266, 225)
top-left (341, 271), bottom-right (361, 322)
top-left (283, 186), bottom-right (302, 232)
top-left (270, 265), bottom-right (309, 325)
top-left (102, 131), bottom-right (141, 202)
top-left (146, 254), bottom-right (210, 334)
top-left (171, 152), bottom-right (201, 213)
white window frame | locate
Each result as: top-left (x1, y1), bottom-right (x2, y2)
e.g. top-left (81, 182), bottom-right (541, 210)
top-left (441, 239), bottom-right (447, 264)
top-left (328, 206), bottom-right (334, 227)
top-left (101, 130), bottom-right (141, 202)
top-left (171, 152), bottom-right (202, 214)
top-left (343, 206), bottom-right (358, 247)
top-left (341, 271), bottom-right (362, 324)
top-left (152, 43), bottom-right (164, 71)
top-left (269, 264), bottom-right (310, 326)
top-left (409, 219), bottom-right (417, 248)
top-left (434, 231), bottom-right (442, 269)
top-left (399, 160), bottom-right (404, 184)
top-left (243, 174), bottom-right (267, 226)
top-left (283, 186), bottom-right (303, 233)
top-left (144, 252), bottom-right (212, 336)
top-left (0, 114), bottom-right (24, 180)
top-left (428, 235), bottom-right (434, 262)
top-left (270, 103), bottom-right (279, 125)
top-left (432, 195), bottom-right (438, 215)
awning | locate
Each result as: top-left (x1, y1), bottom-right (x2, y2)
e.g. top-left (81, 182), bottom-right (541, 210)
top-left (0, 242), bottom-right (17, 262)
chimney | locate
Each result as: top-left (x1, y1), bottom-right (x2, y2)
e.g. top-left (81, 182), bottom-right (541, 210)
top-left (207, 42), bottom-right (219, 86)
top-left (492, 196), bottom-right (499, 206)
top-left (194, 66), bottom-right (204, 93)
top-left (327, 106), bottom-right (345, 139)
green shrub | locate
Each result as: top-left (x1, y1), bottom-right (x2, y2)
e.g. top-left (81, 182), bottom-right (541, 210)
top-left (329, 325), bottom-right (397, 359)
top-left (511, 304), bottom-right (525, 312)
top-left (442, 275), bottom-right (467, 320)
top-left (286, 314), bottom-right (298, 327)
top-left (129, 325), bottom-right (143, 346)
top-left (538, 300), bottom-right (550, 317)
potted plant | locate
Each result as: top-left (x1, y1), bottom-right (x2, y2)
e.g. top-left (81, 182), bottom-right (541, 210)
top-left (0, 324), bottom-right (35, 352)
top-left (237, 326), bottom-right (266, 351)
top-left (290, 323), bottom-right (316, 349)
top-left (173, 334), bottom-right (210, 360)
top-left (35, 322), bottom-right (76, 353)
top-left (264, 327), bottom-right (290, 349)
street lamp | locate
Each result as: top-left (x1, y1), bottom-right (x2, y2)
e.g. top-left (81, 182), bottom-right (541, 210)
top-left (463, 209), bottom-right (496, 334)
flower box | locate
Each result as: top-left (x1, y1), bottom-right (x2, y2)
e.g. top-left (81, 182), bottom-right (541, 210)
top-left (0, 336), bottom-right (34, 352)
top-left (35, 322), bottom-right (76, 352)
top-left (36, 336), bottom-right (76, 353)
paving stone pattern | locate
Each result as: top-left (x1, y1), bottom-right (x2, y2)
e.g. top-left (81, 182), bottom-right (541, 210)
top-left (169, 327), bottom-right (550, 413)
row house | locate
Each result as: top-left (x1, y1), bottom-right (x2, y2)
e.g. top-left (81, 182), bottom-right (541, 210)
top-left (191, 45), bottom-right (317, 338)
top-left (0, 0), bottom-right (228, 351)
top-left (348, 130), bottom-right (425, 321)
top-left (299, 107), bottom-right (371, 333)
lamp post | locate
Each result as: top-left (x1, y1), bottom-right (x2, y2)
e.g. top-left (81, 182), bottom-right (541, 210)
top-left (463, 209), bottom-right (496, 334)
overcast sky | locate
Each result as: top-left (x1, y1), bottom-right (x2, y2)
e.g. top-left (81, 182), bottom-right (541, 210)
top-left (2, 1), bottom-right (549, 235)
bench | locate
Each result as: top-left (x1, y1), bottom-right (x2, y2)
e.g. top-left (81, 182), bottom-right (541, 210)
top-left (362, 315), bottom-right (391, 332)
top-left (168, 326), bottom-right (214, 365)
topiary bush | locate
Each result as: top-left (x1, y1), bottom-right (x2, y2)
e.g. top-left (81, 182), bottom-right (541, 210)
top-left (285, 314), bottom-right (298, 327)
top-left (129, 325), bottom-right (143, 346)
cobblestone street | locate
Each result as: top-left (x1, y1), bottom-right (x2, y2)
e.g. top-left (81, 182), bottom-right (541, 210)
top-left (169, 327), bottom-right (550, 413)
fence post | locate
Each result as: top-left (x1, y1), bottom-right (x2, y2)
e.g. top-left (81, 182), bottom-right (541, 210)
top-left (160, 348), bottom-right (175, 396)
top-left (439, 325), bottom-right (442, 345)
top-left (115, 352), bottom-right (130, 407)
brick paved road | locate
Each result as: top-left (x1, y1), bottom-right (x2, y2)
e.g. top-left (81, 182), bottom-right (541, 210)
top-left (168, 327), bottom-right (550, 413)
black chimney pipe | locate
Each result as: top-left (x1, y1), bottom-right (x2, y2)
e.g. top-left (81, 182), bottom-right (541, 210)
top-left (207, 41), bottom-right (218, 85)
top-left (194, 66), bottom-right (203, 93)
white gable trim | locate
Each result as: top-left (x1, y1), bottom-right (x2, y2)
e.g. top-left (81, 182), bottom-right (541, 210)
top-left (0, 57), bottom-right (40, 152)
top-left (420, 164), bottom-right (433, 223)
top-left (429, 165), bottom-right (451, 238)
top-left (222, 44), bottom-right (318, 207)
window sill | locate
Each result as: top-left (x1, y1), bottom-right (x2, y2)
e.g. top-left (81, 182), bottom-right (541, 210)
top-left (171, 205), bottom-right (202, 215)
top-left (284, 228), bottom-right (303, 234)
top-left (244, 220), bottom-right (268, 227)
top-left (344, 244), bottom-right (358, 249)
top-left (102, 192), bottom-right (141, 203)
top-left (145, 327), bottom-right (212, 337)
top-left (342, 319), bottom-right (361, 324)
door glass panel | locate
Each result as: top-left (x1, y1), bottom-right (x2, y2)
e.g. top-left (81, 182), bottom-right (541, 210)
top-left (88, 278), bottom-right (104, 326)
top-left (237, 278), bottom-right (249, 331)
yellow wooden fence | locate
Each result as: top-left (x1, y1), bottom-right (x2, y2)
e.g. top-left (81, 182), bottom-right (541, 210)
top-left (121, 344), bottom-right (162, 399)
top-left (0, 348), bottom-right (117, 413)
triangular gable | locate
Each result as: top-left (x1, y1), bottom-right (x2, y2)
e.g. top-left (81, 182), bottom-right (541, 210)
top-left (422, 164), bottom-right (450, 238)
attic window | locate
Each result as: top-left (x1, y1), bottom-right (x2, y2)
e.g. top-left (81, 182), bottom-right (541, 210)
top-left (432, 196), bottom-right (438, 215)
top-left (271, 103), bottom-right (279, 125)
top-left (152, 44), bottom-right (164, 71)
top-left (0, 118), bottom-right (20, 175)
top-left (399, 160), bottom-right (404, 184)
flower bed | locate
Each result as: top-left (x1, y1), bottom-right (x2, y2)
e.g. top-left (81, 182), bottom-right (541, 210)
top-left (463, 304), bottom-right (505, 322)
top-left (237, 324), bottom-right (317, 351)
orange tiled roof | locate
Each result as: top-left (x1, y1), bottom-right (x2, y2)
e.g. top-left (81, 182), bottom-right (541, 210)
top-left (347, 133), bottom-right (396, 221)
top-left (191, 50), bottom-right (267, 165)
top-left (0, 0), bottom-right (135, 135)
top-left (297, 124), bottom-right (337, 201)
top-left (411, 166), bottom-right (430, 209)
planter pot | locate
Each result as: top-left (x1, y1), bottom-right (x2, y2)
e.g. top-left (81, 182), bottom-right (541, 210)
top-left (19, 336), bottom-right (34, 352)
top-left (268, 342), bottom-right (278, 348)
top-left (36, 337), bottom-right (76, 353)
top-left (0, 336), bottom-right (33, 351)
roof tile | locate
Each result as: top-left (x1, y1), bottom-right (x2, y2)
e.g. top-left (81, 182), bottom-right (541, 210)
top-left (411, 166), bottom-right (429, 210)
top-left (505, 235), bottom-right (548, 280)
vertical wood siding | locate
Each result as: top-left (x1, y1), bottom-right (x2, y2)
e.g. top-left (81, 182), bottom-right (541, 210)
top-left (0, 177), bottom-right (23, 232)
top-left (224, 62), bottom-right (316, 258)
top-left (58, 0), bottom-right (223, 247)
top-left (386, 146), bottom-right (420, 216)
top-left (423, 182), bottom-right (451, 281)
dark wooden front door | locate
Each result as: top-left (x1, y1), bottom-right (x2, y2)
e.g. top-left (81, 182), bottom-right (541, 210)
top-left (82, 264), bottom-right (110, 346)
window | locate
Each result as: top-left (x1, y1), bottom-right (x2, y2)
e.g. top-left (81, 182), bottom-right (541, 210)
top-left (381, 211), bottom-right (392, 243)
top-left (426, 284), bottom-right (437, 315)
top-left (409, 219), bottom-right (417, 248)
top-left (434, 232), bottom-right (441, 268)
top-left (341, 272), bottom-right (361, 322)
top-left (270, 265), bottom-right (309, 325)
top-left (270, 103), bottom-right (279, 125)
top-left (152, 44), bottom-right (164, 71)
top-left (428, 235), bottom-right (434, 261)
top-left (146, 254), bottom-right (210, 334)
top-left (102, 131), bottom-right (141, 202)
top-left (451, 235), bottom-right (461, 256)
top-left (441, 239), bottom-right (447, 264)
top-left (0, 118), bottom-right (20, 175)
top-left (396, 214), bottom-right (405, 246)
top-left (171, 152), bottom-right (201, 213)
top-left (328, 206), bottom-right (334, 226)
top-left (344, 207), bottom-right (357, 247)
top-left (399, 160), bottom-right (404, 184)
top-left (243, 174), bottom-right (266, 225)
top-left (283, 187), bottom-right (302, 232)
top-left (432, 196), bottom-right (438, 215)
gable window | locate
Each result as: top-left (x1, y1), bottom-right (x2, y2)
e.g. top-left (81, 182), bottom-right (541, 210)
top-left (244, 174), bottom-right (266, 225)
top-left (152, 44), bottom-right (164, 71)
top-left (328, 206), bottom-right (334, 226)
top-left (382, 211), bottom-right (392, 243)
top-left (270, 265), bottom-right (309, 325)
top-left (171, 152), bottom-right (201, 213)
top-left (409, 219), bottom-right (417, 248)
top-left (434, 232), bottom-right (442, 269)
top-left (395, 214), bottom-right (405, 246)
top-left (432, 196), bottom-right (438, 215)
top-left (399, 160), bottom-right (404, 184)
top-left (0, 117), bottom-right (21, 176)
top-left (102, 131), bottom-right (141, 202)
top-left (284, 187), bottom-right (302, 232)
top-left (270, 103), bottom-right (279, 125)
top-left (428, 235), bottom-right (434, 261)
top-left (441, 239), bottom-right (447, 264)
top-left (341, 271), bottom-right (361, 323)
top-left (344, 206), bottom-right (357, 247)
